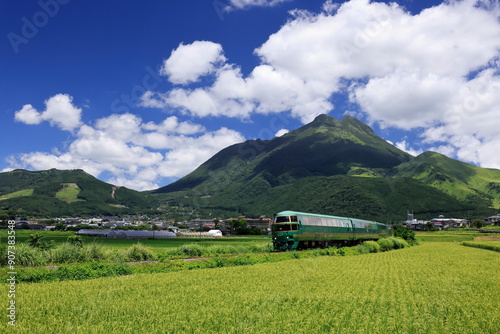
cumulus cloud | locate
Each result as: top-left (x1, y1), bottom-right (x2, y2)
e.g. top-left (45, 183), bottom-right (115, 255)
top-left (10, 1), bottom-right (500, 187)
top-left (9, 96), bottom-right (244, 190)
top-left (161, 41), bottom-right (226, 85)
top-left (275, 129), bottom-right (289, 137)
top-left (143, 0), bottom-right (500, 169)
top-left (395, 140), bottom-right (423, 157)
top-left (14, 94), bottom-right (82, 131)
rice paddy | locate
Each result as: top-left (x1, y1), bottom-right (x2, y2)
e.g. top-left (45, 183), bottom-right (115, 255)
top-left (2, 242), bottom-right (499, 333)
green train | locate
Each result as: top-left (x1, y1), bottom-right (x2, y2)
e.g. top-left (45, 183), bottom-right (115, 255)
top-left (272, 210), bottom-right (390, 250)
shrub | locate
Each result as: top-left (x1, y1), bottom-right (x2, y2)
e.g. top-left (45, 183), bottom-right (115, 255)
top-left (27, 232), bottom-right (55, 250)
top-left (392, 225), bottom-right (417, 244)
top-left (177, 244), bottom-right (205, 257)
top-left (356, 243), bottom-right (371, 254)
top-left (336, 247), bottom-right (359, 256)
top-left (377, 238), bottom-right (395, 252)
top-left (50, 243), bottom-right (85, 264)
top-left (125, 243), bottom-right (158, 261)
top-left (67, 235), bottom-right (84, 247)
top-left (363, 240), bottom-right (381, 253)
top-left (82, 243), bottom-right (109, 262)
top-left (9, 243), bottom-right (47, 266)
top-left (388, 237), bottom-right (403, 249)
top-left (396, 237), bottom-right (410, 249)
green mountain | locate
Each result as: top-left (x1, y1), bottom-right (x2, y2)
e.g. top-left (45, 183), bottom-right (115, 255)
top-left (2, 115), bottom-right (498, 221)
top-left (153, 115), bottom-right (498, 222)
top-left (0, 169), bottom-right (154, 217)
top-left (390, 151), bottom-right (500, 209)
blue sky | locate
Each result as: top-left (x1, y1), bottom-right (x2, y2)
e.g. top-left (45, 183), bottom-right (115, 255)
top-left (1, 0), bottom-right (499, 190)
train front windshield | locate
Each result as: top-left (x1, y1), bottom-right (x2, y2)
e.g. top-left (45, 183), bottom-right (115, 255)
top-left (273, 215), bottom-right (299, 232)
top-left (272, 224), bottom-right (299, 232)
top-left (275, 215), bottom-right (298, 223)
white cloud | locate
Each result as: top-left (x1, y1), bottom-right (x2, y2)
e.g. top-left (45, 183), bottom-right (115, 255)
top-left (9, 98), bottom-right (245, 190)
top-left (275, 129), bottom-right (289, 137)
top-left (225, 0), bottom-right (291, 11)
top-left (139, 0), bottom-right (500, 170)
top-left (395, 140), bottom-right (423, 157)
top-left (352, 69), bottom-right (462, 129)
top-left (161, 41), bottom-right (226, 85)
top-left (11, 1), bottom-right (500, 187)
top-left (14, 94), bottom-right (82, 131)
top-left (14, 104), bottom-right (43, 125)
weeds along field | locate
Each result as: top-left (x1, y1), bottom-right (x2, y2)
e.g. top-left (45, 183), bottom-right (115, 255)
top-left (2, 242), bottom-right (499, 334)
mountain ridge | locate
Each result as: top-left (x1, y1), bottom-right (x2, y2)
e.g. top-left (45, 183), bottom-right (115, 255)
top-left (151, 114), bottom-right (498, 221)
top-left (0, 169), bottom-right (154, 217)
top-left (1, 115), bottom-right (499, 220)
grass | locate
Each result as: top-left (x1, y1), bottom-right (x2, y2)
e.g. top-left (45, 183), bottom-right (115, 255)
top-left (414, 230), bottom-right (496, 242)
top-left (55, 183), bottom-right (83, 203)
top-left (0, 237), bottom-right (410, 283)
top-left (462, 240), bottom-right (500, 252)
top-left (0, 230), bottom-right (272, 251)
top-left (2, 242), bottom-right (499, 333)
top-left (0, 188), bottom-right (33, 200)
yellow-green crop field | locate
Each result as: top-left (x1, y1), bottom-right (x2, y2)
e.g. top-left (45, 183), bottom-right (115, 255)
top-left (2, 242), bottom-right (499, 333)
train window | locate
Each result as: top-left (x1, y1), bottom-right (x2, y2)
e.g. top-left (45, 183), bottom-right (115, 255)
top-left (272, 224), bottom-right (299, 232)
top-left (276, 215), bottom-right (298, 223)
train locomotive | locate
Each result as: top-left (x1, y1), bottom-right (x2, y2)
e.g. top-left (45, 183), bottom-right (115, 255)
top-left (272, 210), bottom-right (390, 250)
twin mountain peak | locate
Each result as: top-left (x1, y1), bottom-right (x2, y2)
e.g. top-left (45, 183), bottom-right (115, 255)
top-left (1, 114), bottom-right (499, 220)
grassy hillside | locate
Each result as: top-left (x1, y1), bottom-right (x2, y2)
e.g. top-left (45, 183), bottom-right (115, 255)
top-left (152, 115), bottom-right (497, 221)
top-left (159, 174), bottom-right (493, 223)
top-left (0, 169), bottom-right (155, 217)
top-left (391, 151), bottom-right (500, 208)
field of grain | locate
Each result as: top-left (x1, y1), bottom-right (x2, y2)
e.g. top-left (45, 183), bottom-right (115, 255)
top-left (3, 242), bottom-right (499, 333)
top-left (462, 240), bottom-right (500, 252)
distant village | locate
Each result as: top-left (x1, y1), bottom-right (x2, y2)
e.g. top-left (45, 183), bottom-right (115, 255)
top-left (404, 212), bottom-right (500, 231)
top-left (5, 212), bottom-right (500, 236)
top-left (7, 215), bottom-right (273, 236)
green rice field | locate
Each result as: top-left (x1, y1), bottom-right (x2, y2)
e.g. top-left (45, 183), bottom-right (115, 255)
top-left (2, 241), bottom-right (499, 333)
top-left (0, 230), bottom-right (271, 250)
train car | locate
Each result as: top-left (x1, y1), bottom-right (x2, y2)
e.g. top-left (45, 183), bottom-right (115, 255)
top-left (272, 210), bottom-right (390, 250)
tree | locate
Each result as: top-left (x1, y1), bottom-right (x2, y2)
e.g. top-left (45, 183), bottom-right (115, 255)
top-left (229, 219), bottom-right (249, 235)
top-left (27, 232), bottom-right (44, 248)
top-left (54, 223), bottom-right (66, 231)
top-left (67, 235), bottom-right (84, 247)
top-left (471, 219), bottom-right (484, 228)
top-left (392, 225), bottom-right (417, 244)
top-left (27, 232), bottom-right (55, 250)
